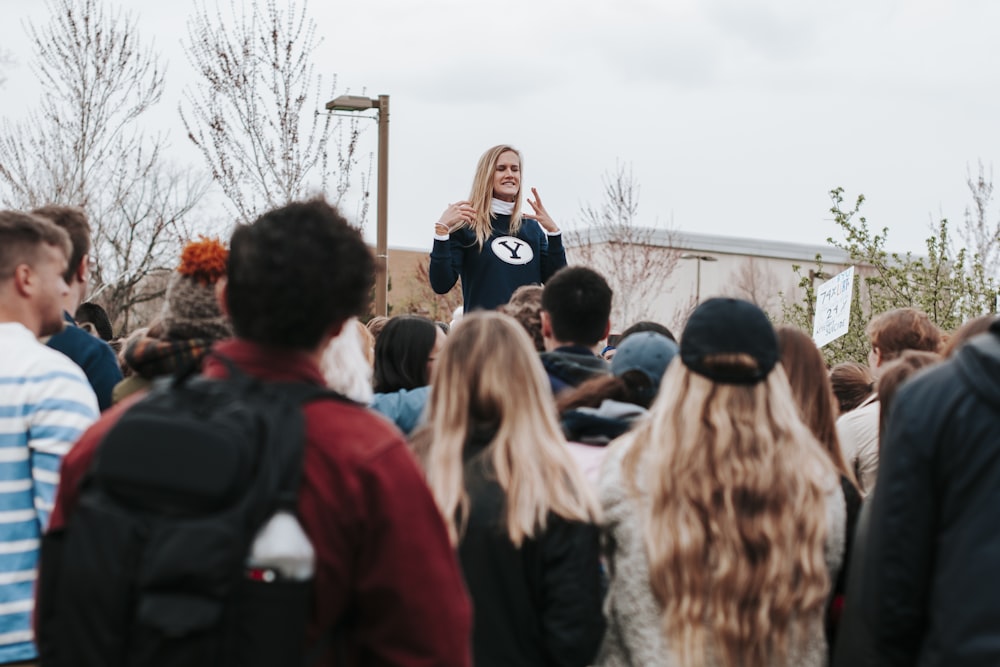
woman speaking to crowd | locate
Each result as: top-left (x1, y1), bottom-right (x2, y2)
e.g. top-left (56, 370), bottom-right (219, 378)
top-left (429, 145), bottom-right (567, 312)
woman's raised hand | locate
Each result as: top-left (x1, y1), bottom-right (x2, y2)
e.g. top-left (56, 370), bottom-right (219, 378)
top-left (435, 201), bottom-right (475, 236)
top-left (527, 188), bottom-right (559, 233)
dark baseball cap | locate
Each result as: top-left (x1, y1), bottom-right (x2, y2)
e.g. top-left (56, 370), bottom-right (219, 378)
top-left (680, 298), bottom-right (778, 384)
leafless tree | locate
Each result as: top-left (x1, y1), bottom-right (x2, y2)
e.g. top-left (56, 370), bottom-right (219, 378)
top-left (182, 0), bottom-right (369, 225)
top-left (569, 162), bottom-right (680, 328)
top-left (0, 0), bottom-right (208, 331)
top-left (962, 161), bottom-right (1000, 280)
top-left (722, 257), bottom-right (781, 316)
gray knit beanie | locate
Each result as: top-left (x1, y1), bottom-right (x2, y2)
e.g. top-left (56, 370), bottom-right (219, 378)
top-left (160, 237), bottom-right (232, 341)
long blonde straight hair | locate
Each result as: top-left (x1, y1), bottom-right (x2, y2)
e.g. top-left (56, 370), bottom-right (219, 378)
top-left (414, 311), bottom-right (598, 546)
top-left (464, 145), bottom-right (524, 249)
top-left (622, 355), bottom-right (834, 667)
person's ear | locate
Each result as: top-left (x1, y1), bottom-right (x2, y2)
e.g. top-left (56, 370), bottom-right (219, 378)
top-left (602, 319), bottom-right (611, 341)
top-left (74, 257), bottom-right (88, 284)
top-left (12, 263), bottom-right (33, 297)
top-left (540, 311), bottom-right (554, 339)
top-left (215, 277), bottom-right (229, 318)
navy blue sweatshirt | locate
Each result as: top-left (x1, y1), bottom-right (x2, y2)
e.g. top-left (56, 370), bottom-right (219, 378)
top-left (429, 214), bottom-right (567, 312)
top-left (46, 312), bottom-right (122, 411)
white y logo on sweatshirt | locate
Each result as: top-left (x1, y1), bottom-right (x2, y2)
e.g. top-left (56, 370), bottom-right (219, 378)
top-left (491, 236), bottom-right (534, 265)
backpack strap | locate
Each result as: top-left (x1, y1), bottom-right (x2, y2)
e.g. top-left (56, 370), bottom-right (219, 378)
top-left (259, 382), bottom-right (356, 511)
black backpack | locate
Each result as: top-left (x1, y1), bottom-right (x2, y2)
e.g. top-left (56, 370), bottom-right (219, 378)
top-left (37, 357), bottom-right (348, 667)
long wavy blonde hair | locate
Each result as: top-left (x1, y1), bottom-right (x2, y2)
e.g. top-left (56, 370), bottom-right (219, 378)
top-left (464, 145), bottom-right (524, 249)
top-left (414, 311), bottom-right (598, 546)
top-left (622, 354), bottom-right (834, 667)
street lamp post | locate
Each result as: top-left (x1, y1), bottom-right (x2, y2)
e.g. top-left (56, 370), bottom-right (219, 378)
top-left (325, 94), bottom-right (390, 316)
top-left (680, 253), bottom-right (718, 304)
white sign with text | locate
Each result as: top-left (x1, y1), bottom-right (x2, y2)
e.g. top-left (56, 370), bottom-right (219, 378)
top-left (812, 266), bottom-right (855, 348)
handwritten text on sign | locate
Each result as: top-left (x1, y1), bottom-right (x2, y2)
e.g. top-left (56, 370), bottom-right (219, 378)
top-left (812, 266), bottom-right (855, 348)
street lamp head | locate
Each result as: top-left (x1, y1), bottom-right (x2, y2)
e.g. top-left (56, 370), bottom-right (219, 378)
top-left (681, 253), bottom-right (718, 262)
top-left (325, 94), bottom-right (377, 111)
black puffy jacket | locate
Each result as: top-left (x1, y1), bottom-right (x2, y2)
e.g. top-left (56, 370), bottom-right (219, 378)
top-left (458, 431), bottom-right (605, 667)
top-left (850, 325), bottom-right (1000, 666)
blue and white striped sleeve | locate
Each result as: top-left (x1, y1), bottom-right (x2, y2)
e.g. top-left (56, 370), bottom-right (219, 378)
top-left (27, 369), bottom-right (98, 529)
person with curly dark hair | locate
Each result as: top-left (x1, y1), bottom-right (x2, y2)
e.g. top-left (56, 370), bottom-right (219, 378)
top-left (50, 198), bottom-right (473, 667)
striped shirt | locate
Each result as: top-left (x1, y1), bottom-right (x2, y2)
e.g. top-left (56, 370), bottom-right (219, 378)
top-left (0, 322), bottom-right (98, 663)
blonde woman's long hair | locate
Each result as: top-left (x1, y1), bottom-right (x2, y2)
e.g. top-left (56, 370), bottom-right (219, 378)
top-left (465, 145), bottom-right (524, 249)
top-left (622, 355), bottom-right (834, 667)
top-left (415, 311), bottom-right (598, 546)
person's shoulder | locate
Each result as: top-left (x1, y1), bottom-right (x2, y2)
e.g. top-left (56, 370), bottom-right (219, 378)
top-left (304, 397), bottom-right (411, 462)
top-left (836, 398), bottom-right (879, 429)
top-left (26, 340), bottom-right (92, 384)
top-left (51, 324), bottom-right (118, 365)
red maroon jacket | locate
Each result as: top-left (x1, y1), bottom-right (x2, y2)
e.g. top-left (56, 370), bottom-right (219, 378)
top-left (49, 339), bottom-right (473, 667)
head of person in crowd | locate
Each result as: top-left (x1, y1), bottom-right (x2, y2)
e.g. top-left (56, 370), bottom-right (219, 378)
top-left (498, 284), bottom-right (544, 352)
top-left (619, 319), bottom-right (677, 343)
top-left (319, 317), bottom-right (375, 404)
top-left (74, 301), bottom-right (114, 340)
top-left (414, 311), bottom-right (598, 545)
top-left (354, 318), bottom-right (375, 366)
top-left (365, 315), bottom-right (389, 341)
top-left (116, 325), bottom-right (151, 378)
top-left (777, 326), bottom-right (859, 490)
top-left (942, 314), bottom-right (998, 357)
top-left (31, 205), bottom-right (90, 313)
top-left (621, 298), bottom-right (835, 667)
top-left (877, 349), bottom-right (941, 444)
top-left (160, 237), bottom-right (231, 341)
top-left (225, 198), bottom-right (374, 351)
top-left (603, 320), bottom-right (677, 361)
top-left (559, 332), bottom-right (678, 414)
top-left (372, 315), bottom-right (445, 394)
top-left (435, 321), bottom-right (449, 336)
top-left (466, 145), bottom-right (525, 248)
top-left (540, 266), bottom-right (612, 351)
top-left (829, 361), bottom-right (876, 415)
top-left (866, 307), bottom-right (942, 376)
top-left (114, 238), bottom-right (233, 405)
top-left (0, 210), bottom-right (72, 337)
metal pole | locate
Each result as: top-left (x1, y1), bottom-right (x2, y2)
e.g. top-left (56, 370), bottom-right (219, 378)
top-left (695, 259), bottom-right (702, 304)
top-left (375, 95), bottom-right (390, 317)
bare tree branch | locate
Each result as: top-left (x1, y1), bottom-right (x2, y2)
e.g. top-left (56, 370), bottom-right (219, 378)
top-left (722, 257), bottom-right (781, 316)
top-left (0, 0), bottom-right (207, 331)
top-left (181, 0), bottom-right (369, 225)
top-left (568, 162), bottom-right (680, 328)
top-left (962, 161), bottom-right (1000, 280)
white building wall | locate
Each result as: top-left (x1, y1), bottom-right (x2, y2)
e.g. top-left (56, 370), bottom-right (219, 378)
top-left (566, 229), bottom-right (855, 334)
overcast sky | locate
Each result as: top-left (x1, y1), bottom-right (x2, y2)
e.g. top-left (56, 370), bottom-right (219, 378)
top-left (2, 0), bottom-right (998, 255)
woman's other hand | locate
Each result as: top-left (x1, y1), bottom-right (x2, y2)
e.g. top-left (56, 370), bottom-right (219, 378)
top-left (527, 188), bottom-right (559, 233)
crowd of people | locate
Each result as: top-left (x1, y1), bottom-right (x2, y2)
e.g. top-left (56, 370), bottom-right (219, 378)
top-left (0, 145), bottom-right (998, 667)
